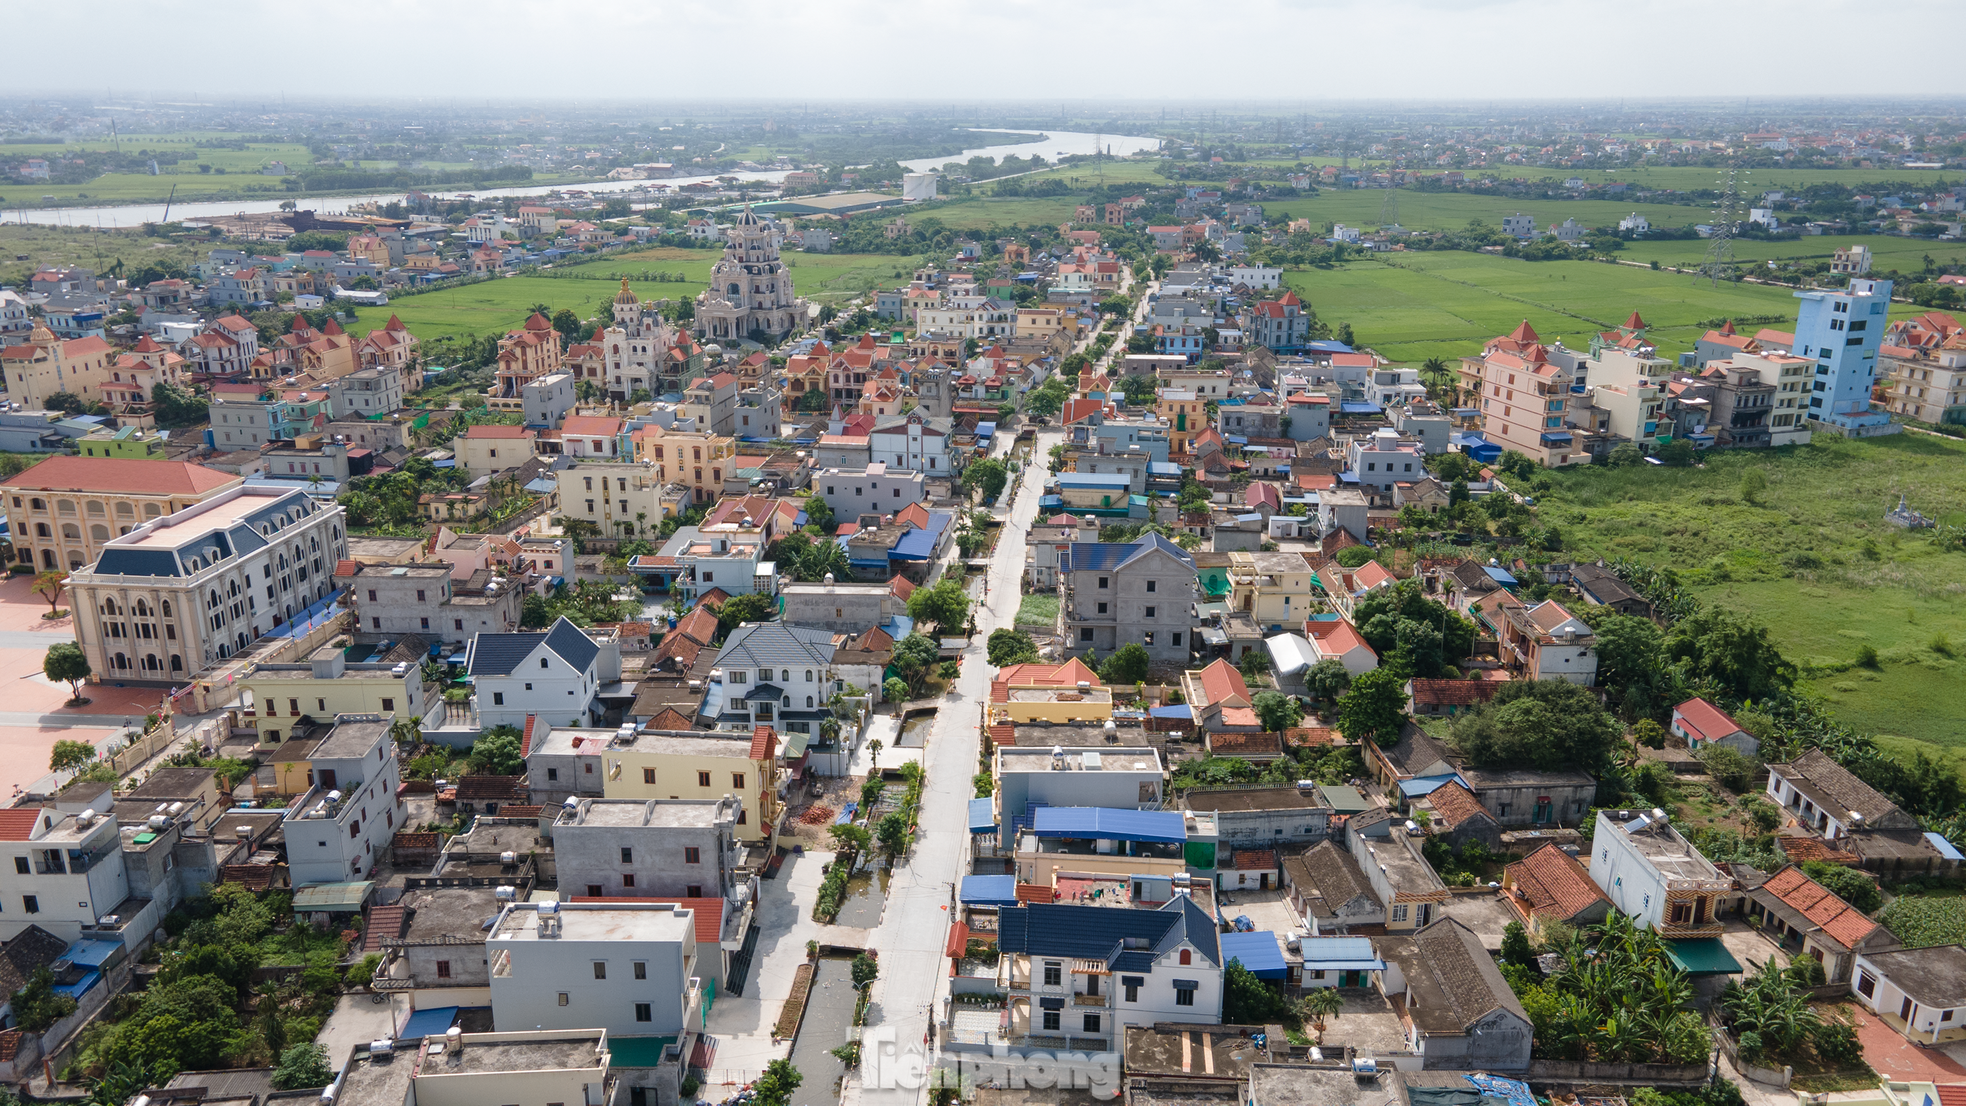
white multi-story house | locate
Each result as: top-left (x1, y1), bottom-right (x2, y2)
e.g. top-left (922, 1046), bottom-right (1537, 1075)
top-left (66, 486), bottom-right (346, 680)
top-left (700, 621), bottom-right (884, 733)
top-left (1345, 428), bottom-right (1425, 493)
top-left (869, 413), bottom-right (959, 476)
top-left (1586, 809), bottom-right (1730, 938)
top-left (467, 617), bottom-right (606, 730)
top-left (0, 804), bottom-right (134, 947)
top-left (487, 901), bottom-right (705, 1039)
top-left (995, 898), bottom-right (1223, 1051)
top-left (813, 463), bottom-right (925, 519)
top-left (280, 715), bottom-right (403, 885)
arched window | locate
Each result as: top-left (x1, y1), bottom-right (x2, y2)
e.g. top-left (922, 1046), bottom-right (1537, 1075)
top-left (142, 654), bottom-right (161, 672)
top-left (56, 500), bottom-right (75, 516)
top-left (66, 553), bottom-right (83, 569)
top-left (144, 503), bottom-right (161, 517)
top-left (115, 503), bottom-right (133, 518)
top-left (102, 599), bottom-right (118, 615)
top-left (90, 524), bottom-right (109, 542)
top-left (170, 654), bottom-right (183, 672)
top-left (781, 669), bottom-right (790, 682)
top-left (86, 501), bottom-right (105, 517)
top-left (805, 670), bottom-right (814, 682)
top-left (782, 696), bottom-right (791, 708)
top-left (29, 499), bottom-right (43, 511)
top-left (61, 523), bottom-right (80, 540)
top-left (34, 523), bottom-right (49, 538)
top-left (806, 696), bottom-right (814, 708)
top-left (112, 652), bottom-right (129, 671)
top-left (40, 550), bottom-right (55, 569)
top-left (161, 600), bottom-right (172, 618)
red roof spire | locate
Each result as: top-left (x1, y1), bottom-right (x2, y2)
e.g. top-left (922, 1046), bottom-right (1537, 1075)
top-left (320, 316), bottom-right (344, 336)
top-left (1719, 319), bottom-right (1737, 335)
top-left (1507, 320), bottom-right (1540, 343)
top-left (384, 314), bottom-right (406, 332)
top-left (1624, 310), bottom-right (1646, 330)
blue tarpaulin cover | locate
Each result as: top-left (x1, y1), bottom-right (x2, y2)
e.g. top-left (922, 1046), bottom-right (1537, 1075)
top-left (399, 1006), bottom-right (460, 1041)
top-left (61, 939), bottom-right (121, 968)
top-left (960, 875), bottom-right (1020, 906)
top-left (1220, 931), bottom-right (1288, 978)
top-left (1032, 807), bottom-right (1187, 843)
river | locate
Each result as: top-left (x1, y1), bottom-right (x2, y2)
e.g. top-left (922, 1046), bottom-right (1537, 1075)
top-left (5, 128), bottom-right (1161, 229)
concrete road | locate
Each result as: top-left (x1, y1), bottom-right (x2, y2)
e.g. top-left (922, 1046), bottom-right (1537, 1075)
top-left (853, 429), bottom-right (1061, 1106)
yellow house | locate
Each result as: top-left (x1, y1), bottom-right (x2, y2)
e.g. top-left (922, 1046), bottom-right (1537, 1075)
top-left (1228, 550), bottom-right (1320, 628)
top-left (457, 425), bottom-right (539, 479)
top-left (600, 728), bottom-right (782, 843)
top-left (242, 646), bottom-right (433, 747)
top-left (987, 659), bottom-right (1113, 725)
top-left (1156, 387), bottom-right (1206, 455)
top-left (1, 326), bottom-right (116, 408)
top-left (631, 424), bottom-right (737, 506)
top-left (0, 455), bottom-right (243, 572)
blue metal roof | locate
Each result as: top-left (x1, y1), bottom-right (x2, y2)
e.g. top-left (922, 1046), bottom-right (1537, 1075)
top-left (1296, 936), bottom-right (1386, 970)
top-left (1483, 566), bottom-right (1519, 586)
top-left (61, 939), bottom-right (122, 969)
top-left (1148, 704), bottom-right (1193, 719)
top-left (1398, 773), bottom-right (1466, 798)
top-left (1928, 832), bottom-right (1966, 861)
top-left (1340, 402), bottom-right (1383, 414)
top-left (1033, 807), bottom-right (1187, 843)
top-left (1219, 930), bottom-right (1288, 978)
top-left (399, 1005), bottom-right (460, 1040)
top-left (968, 797), bottom-right (998, 835)
top-left (1304, 340), bottom-right (1355, 353)
top-left (1054, 473), bottom-right (1132, 488)
top-left (889, 511), bottom-right (951, 561)
top-left (960, 874), bottom-right (1020, 906)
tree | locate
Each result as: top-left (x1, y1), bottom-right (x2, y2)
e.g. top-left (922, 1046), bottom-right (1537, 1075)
top-left (803, 493), bottom-right (835, 532)
top-left (1656, 438), bottom-right (1696, 467)
top-left (883, 677), bottom-right (908, 703)
top-left (851, 952), bottom-right (880, 989)
top-left (50, 739), bottom-right (97, 772)
top-left (1606, 442), bottom-right (1644, 467)
top-left (988, 629), bottom-right (1039, 667)
top-left (10, 967), bottom-right (78, 1033)
top-left (550, 308), bottom-right (583, 340)
top-left (1801, 860), bottom-right (1881, 913)
top-left (906, 578), bottom-right (970, 632)
top-left (271, 1043), bottom-right (334, 1090)
top-left (961, 458), bottom-right (1010, 501)
top-left (753, 1060), bottom-right (804, 1106)
top-left (1306, 658), bottom-right (1352, 706)
top-left (1336, 669), bottom-right (1407, 743)
top-left (876, 812), bottom-right (909, 858)
top-left (1252, 690), bottom-right (1304, 732)
top-left (828, 822), bottom-right (871, 862)
top-left (1500, 922), bottom-right (1534, 969)
top-left (1449, 679), bottom-right (1622, 772)
top-left (1099, 643), bottom-right (1150, 686)
top-left (1664, 607), bottom-right (1795, 702)
top-left (467, 727), bottom-right (525, 775)
top-left (45, 642), bottom-right (90, 702)
top-left (714, 592), bottom-right (777, 635)
top-left (1221, 959), bottom-right (1296, 1027)
top-left (32, 570), bottom-right (68, 615)
top-left (1300, 987), bottom-right (1344, 1041)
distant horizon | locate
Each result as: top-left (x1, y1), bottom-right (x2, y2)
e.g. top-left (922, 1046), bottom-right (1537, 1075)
top-left (5, 0), bottom-right (1965, 103)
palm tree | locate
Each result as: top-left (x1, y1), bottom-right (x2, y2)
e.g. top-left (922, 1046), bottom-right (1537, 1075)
top-left (867, 738), bottom-right (882, 770)
top-left (1299, 988), bottom-right (1344, 1042)
top-left (1421, 357), bottom-right (1455, 405)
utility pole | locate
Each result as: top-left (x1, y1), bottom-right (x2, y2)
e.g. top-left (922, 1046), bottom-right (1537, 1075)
top-left (1697, 162), bottom-right (1745, 287)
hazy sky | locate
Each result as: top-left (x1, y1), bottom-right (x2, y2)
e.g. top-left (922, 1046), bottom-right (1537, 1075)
top-left (12, 0), bottom-right (1966, 104)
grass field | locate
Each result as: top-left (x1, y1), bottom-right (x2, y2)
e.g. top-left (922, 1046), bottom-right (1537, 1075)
top-left (345, 247), bottom-right (920, 340)
top-left (1534, 433), bottom-right (1966, 750)
top-left (1283, 254), bottom-right (1817, 365)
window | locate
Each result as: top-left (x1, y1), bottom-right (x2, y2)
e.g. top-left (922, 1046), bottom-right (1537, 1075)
top-left (1124, 980), bottom-right (1139, 1002)
top-left (1084, 1013), bottom-right (1102, 1033)
top-left (558, 993), bottom-right (569, 1006)
top-left (493, 692), bottom-right (504, 705)
top-left (685, 846), bottom-right (701, 864)
top-left (1042, 1010), bottom-right (1060, 1031)
top-left (548, 767), bottom-right (559, 781)
top-left (541, 657), bottom-right (550, 669)
top-left (436, 960), bottom-right (451, 978)
top-left (1144, 606), bottom-right (1155, 618)
top-left (733, 772), bottom-right (746, 789)
top-left (588, 885), bottom-right (603, 897)
top-left (1080, 628), bottom-right (1094, 643)
top-left (698, 771), bottom-right (712, 787)
top-left (633, 961), bottom-right (648, 980)
top-left (1098, 576), bottom-right (1109, 589)
top-left (1044, 962), bottom-right (1062, 986)
top-left (737, 808), bottom-right (746, 825)
top-left (635, 1003), bottom-right (652, 1023)
top-left (1174, 986), bottom-right (1194, 1007)
top-left (1857, 972), bottom-right (1876, 998)
top-left (1172, 632), bottom-right (1183, 647)
top-left (593, 962), bottom-right (607, 980)
top-left (381, 698), bottom-right (394, 712)
top-left (621, 847), bottom-right (634, 863)
top-left (643, 768), bottom-right (657, 784)
top-left (622, 874), bottom-right (634, 888)
top-left (1097, 602), bottom-right (1107, 614)
top-left (1178, 948), bottom-right (1191, 966)
top-left (1391, 905), bottom-right (1409, 923)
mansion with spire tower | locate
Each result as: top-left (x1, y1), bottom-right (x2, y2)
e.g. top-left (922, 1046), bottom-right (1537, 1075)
top-left (694, 207), bottom-right (808, 343)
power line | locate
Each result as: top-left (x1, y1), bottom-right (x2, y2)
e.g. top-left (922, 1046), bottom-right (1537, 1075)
top-left (1696, 162), bottom-right (1746, 287)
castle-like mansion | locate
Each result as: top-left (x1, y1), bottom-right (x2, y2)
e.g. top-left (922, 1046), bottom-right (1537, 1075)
top-left (694, 207), bottom-right (808, 342)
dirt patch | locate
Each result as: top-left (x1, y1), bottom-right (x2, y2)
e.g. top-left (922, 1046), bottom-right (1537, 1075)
top-left (774, 962), bottom-right (814, 1039)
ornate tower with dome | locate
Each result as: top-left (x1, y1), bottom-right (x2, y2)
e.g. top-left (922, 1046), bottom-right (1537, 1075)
top-left (694, 207), bottom-right (808, 343)
top-left (600, 278), bottom-right (679, 401)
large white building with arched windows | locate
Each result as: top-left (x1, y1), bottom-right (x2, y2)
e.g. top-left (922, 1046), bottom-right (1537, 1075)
top-left (66, 485), bottom-right (347, 682)
top-left (693, 207), bottom-right (808, 342)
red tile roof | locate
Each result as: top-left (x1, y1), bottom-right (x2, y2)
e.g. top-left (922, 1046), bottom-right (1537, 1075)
top-left (1230, 849), bottom-right (1277, 871)
top-left (750, 725), bottom-right (777, 761)
top-left (0, 809), bottom-right (43, 841)
top-left (1015, 882), bottom-right (1055, 904)
top-left (363, 903), bottom-right (408, 951)
top-left (1410, 679), bottom-right (1502, 707)
top-left (1506, 842), bottom-right (1609, 921)
top-left (454, 775), bottom-right (526, 800)
top-left (561, 415), bottom-right (624, 438)
top-left (1673, 697), bottom-right (1744, 744)
top-left (1426, 782), bottom-right (1492, 829)
top-left (1760, 865), bottom-right (1880, 949)
top-left (1209, 731), bottom-right (1283, 758)
top-left (1776, 836), bottom-right (1862, 865)
top-left (1284, 726), bottom-right (1341, 747)
top-left (1, 456), bottom-right (239, 496)
top-left (1196, 658), bottom-right (1250, 708)
top-left (647, 708), bottom-right (695, 731)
